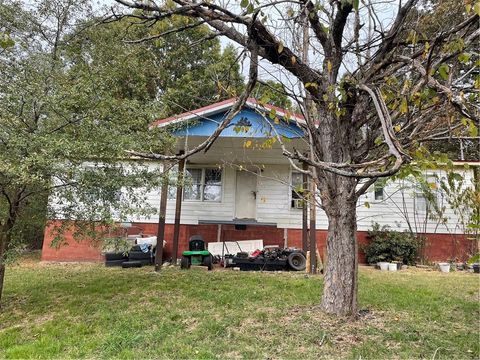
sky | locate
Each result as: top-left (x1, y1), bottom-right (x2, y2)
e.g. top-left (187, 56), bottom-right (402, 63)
top-left (92, 0), bottom-right (400, 101)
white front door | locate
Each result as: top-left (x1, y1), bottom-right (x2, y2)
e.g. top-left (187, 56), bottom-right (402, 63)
top-left (235, 170), bottom-right (257, 219)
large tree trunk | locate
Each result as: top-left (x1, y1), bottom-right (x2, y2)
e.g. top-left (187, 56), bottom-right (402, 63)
top-left (320, 180), bottom-right (358, 317)
top-left (316, 106), bottom-right (359, 317)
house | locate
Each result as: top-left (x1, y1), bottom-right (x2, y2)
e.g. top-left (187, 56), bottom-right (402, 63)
top-left (41, 98), bottom-right (479, 263)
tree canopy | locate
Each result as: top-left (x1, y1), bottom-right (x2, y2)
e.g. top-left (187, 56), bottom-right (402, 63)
top-left (0, 0), bottom-right (251, 306)
top-left (113, 0), bottom-right (480, 317)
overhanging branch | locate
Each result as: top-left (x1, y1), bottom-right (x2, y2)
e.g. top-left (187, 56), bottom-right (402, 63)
top-left (127, 44), bottom-right (259, 161)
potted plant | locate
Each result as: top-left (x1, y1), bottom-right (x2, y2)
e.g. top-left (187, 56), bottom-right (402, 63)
top-left (438, 262), bottom-right (451, 273)
top-left (467, 254), bottom-right (480, 273)
top-left (393, 257), bottom-right (403, 270)
top-left (378, 262), bottom-right (389, 271)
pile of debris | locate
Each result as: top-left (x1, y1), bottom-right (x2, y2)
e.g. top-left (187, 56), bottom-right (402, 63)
top-left (104, 236), bottom-right (160, 268)
top-left (223, 245), bottom-right (307, 271)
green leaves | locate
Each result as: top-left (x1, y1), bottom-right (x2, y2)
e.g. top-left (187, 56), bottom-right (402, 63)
top-left (352, 0), bottom-right (359, 11)
top-left (458, 52), bottom-right (472, 64)
top-left (461, 118), bottom-right (479, 137)
top-left (254, 81), bottom-right (292, 109)
top-left (0, 32), bottom-right (14, 49)
top-left (305, 82), bottom-right (318, 90)
top-left (0, 2), bottom-right (247, 260)
top-left (466, 0), bottom-right (480, 15)
top-left (239, 0), bottom-right (255, 13)
top-left (438, 64), bottom-right (449, 81)
top-left (399, 97), bottom-right (408, 114)
top-left (475, 1), bottom-right (480, 15)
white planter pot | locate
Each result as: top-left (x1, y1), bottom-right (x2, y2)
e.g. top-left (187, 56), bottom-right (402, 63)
top-left (438, 263), bottom-right (450, 273)
top-left (388, 263), bottom-right (397, 271)
top-left (379, 262), bottom-right (389, 271)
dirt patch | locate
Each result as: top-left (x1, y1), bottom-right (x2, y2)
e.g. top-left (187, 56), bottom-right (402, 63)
top-left (232, 303), bottom-right (402, 358)
top-left (283, 305), bottom-right (391, 345)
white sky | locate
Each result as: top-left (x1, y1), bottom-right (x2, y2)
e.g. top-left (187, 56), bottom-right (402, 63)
top-left (93, 0), bottom-right (400, 99)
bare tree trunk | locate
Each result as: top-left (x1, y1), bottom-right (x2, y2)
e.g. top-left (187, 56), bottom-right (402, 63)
top-left (316, 106), bottom-right (359, 317)
top-left (0, 219), bottom-right (14, 309)
top-left (320, 179), bottom-right (358, 317)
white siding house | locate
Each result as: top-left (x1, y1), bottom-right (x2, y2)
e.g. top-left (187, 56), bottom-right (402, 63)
top-left (42, 97), bottom-right (478, 262)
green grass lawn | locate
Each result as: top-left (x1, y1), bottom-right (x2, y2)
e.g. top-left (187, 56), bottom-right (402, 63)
top-left (0, 255), bottom-right (479, 359)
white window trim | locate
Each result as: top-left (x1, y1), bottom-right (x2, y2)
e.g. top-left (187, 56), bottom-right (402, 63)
top-left (290, 171), bottom-right (304, 210)
top-left (414, 173), bottom-right (442, 213)
top-left (373, 182), bottom-right (385, 202)
top-left (183, 166), bottom-right (223, 203)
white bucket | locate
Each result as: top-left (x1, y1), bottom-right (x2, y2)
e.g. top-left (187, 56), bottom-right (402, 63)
top-left (438, 263), bottom-right (450, 273)
top-left (379, 262), bottom-right (389, 271)
top-left (388, 263), bottom-right (397, 271)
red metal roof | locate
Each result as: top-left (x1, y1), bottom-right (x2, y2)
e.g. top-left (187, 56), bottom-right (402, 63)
top-left (150, 97), bottom-right (304, 128)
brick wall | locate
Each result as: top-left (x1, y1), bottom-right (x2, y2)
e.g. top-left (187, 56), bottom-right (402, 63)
top-left (42, 220), bottom-right (474, 263)
top-left (41, 220), bottom-right (104, 262)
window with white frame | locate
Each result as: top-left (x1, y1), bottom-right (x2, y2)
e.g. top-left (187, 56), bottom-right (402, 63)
top-left (291, 172), bottom-right (304, 208)
top-left (374, 180), bottom-right (385, 201)
top-left (167, 165), bottom-right (179, 200)
top-left (183, 167), bottom-right (222, 202)
top-left (415, 174), bottom-right (440, 212)
top-left (415, 191), bottom-right (428, 212)
top-left (203, 168), bottom-right (222, 201)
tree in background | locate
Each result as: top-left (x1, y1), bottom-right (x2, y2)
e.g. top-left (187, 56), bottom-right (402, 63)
top-left (72, 15), bottom-right (245, 116)
top-left (252, 80), bottom-right (292, 109)
top-left (0, 0), bottom-right (170, 307)
top-left (115, 0), bottom-right (480, 317)
top-left (0, 0), bottom-right (252, 307)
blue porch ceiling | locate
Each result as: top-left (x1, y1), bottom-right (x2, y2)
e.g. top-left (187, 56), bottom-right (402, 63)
top-left (171, 108), bottom-right (304, 139)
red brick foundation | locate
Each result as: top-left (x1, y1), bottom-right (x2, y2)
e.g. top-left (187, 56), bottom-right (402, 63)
top-left (42, 220), bottom-right (474, 263)
top-left (41, 220), bottom-right (105, 262)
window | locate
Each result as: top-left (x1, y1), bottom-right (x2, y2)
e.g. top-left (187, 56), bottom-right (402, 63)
top-left (203, 168), bottom-right (222, 201)
top-left (291, 172), bottom-right (304, 208)
top-left (374, 181), bottom-right (385, 201)
top-left (167, 165), bottom-right (179, 200)
top-left (415, 174), bottom-right (441, 212)
top-left (184, 168), bottom-right (202, 200)
top-left (184, 167), bottom-right (222, 202)
top-left (415, 192), bottom-right (428, 212)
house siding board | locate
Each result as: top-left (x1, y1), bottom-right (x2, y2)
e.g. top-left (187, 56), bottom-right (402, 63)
top-left (355, 169), bottom-right (474, 234)
top-left (47, 152), bottom-right (474, 236)
top-left (58, 161), bottom-right (473, 236)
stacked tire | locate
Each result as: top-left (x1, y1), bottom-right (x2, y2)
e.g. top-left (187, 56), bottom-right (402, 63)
top-left (128, 245), bottom-right (153, 265)
top-left (105, 252), bottom-right (128, 267)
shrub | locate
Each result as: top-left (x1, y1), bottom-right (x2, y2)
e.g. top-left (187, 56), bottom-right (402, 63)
top-left (467, 253), bottom-right (480, 265)
top-left (363, 223), bottom-right (420, 265)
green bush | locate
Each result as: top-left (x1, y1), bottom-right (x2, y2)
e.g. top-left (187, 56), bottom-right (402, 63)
top-left (467, 253), bottom-right (480, 265)
top-left (363, 223), bottom-right (420, 265)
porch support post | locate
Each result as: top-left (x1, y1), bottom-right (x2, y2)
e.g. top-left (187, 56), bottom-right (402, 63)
top-left (155, 165), bottom-right (169, 272)
top-left (309, 165), bottom-right (317, 274)
top-left (216, 224), bottom-right (222, 242)
top-left (302, 161), bottom-right (308, 253)
top-left (172, 154), bottom-right (185, 265)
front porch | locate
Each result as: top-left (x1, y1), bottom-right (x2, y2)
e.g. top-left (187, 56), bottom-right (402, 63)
top-left (148, 99), bottom-right (313, 264)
